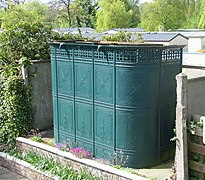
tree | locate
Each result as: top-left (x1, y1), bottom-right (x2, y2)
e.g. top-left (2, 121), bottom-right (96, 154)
top-left (183, 0), bottom-right (200, 28)
top-left (96, 0), bottom-right (136, 32)
top-left (140, 0), bottom-right (187, 31)
top-left (74, 0), bottom-right (97, 28)
top-left (0, 2), bottom-right (52, 63)
top-left (198, 0), bottom-right (205, 28)
top-left (0, 0), bottom-right (25, 10)
top-left (57, 0), bottom-right (73, 26)
top-left (1, 2), bottom-right (49, 29)
top-left (122, 0), bottom-right (140, 27)
top-left (140, 2), bottom-right (158, 31)
top-left (48, 0), bottom-right (97, 28)
top-left (47, 0), bottom-right (71, 28)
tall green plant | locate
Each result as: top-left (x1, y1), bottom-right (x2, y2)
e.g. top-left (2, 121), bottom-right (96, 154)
top-left (0, 23), bottom-right (51, 63)
top-left (140, 0), bottom-right (187, 31)
top-left (96, 0), bottom-right (136, 32)
top-left (0, 63), bottom-right (32, 147)
top-left (0, 2), bottom-right (52, 63)
top-left (0, 2), bottom-right (51, 148)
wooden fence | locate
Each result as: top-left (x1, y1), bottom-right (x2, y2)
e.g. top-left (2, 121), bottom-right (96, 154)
top-left (176, 73), bottom-right (205, 180)
top-left (188, 115), bottom-right (205, 179)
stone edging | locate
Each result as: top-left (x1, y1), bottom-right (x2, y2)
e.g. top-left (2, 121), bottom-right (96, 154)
top-left (16, 137), bottom-right (147, 180)
top-left (0, 152), bottom-right (56, 180)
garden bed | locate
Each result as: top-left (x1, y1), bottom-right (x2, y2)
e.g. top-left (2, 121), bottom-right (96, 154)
top-left (15, 137), bottom-right (147, 180)
top-left (0, 152), bottom-right (54, 180)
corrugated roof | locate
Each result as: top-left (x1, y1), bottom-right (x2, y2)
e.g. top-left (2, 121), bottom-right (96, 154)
top-left (94, 32), bottom-right (110, 41)
top-left (52, 27), bottom-right (96, 33)
top-left (81, 32), bottom-right (99, 39)
top-left (94, 32), bottom-right (188, 42)
top-left (112, 28), bottom-right (144, 32)
top-left (141, 32), bottom-right (187, 42)
top-left (177, 31), bottom-right (205, 38)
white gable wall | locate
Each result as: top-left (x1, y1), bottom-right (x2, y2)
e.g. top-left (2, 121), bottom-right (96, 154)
top-left (143, 35), bottom-right (188, 51)
top-left (170, 36), bottom-right (188, 52)
top-left (201, 38), bottom-right (205, 49)
top-left (188, 38), bottom-right (202, 52)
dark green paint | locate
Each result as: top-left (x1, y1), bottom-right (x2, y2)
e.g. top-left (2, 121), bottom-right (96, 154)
top-left (50, 42), bottom-right (183, 168)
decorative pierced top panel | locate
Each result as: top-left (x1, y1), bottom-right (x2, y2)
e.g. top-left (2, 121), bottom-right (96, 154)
top-left (50, 46), bottom-right (73, 61)
top-left (162, 49), bottom-right (181, 64)
top-left (115, 49), bottom-right (137, 63)
top-left (50, 43), bottom-right (183, 65)
top-left (94, 51), bottom-right (114, 63)
top-left (74, 48), bottom-right (93, 60)
top-left (137, 48), bottom-right (162, 65)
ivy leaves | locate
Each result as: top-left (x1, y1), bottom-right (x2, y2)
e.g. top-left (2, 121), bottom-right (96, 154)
top-left (0, 3), bottom-right (51, 148)
top-left (0, 67), bottom-right (32, 148)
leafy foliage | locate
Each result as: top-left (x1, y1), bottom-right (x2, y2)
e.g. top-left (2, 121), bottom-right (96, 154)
top-left (72, 0), bottom-right (97, 28)
top-left (0, 64), bottom-right (32, 147)
top-left (188, 118), bottom-right (203, 134)
top-left (0, 3), bottom-right (52, 63)
top-left (0, 23), bottom-right (51, 63)
top-left (49, 0), bottom-right (97, 28)
top-left (121, 0), bottom-right (140, 27)
top-left (198, 0), bottom-right (205, 28)
top-left (0, 2), bottom-right (51, 148)
top-left (102, 31), bottom-right (144, 43)
top-left (102, 31), bottom-right (132, 42)
top-left (50, 31), bottom-right (84, 41)
top-left (96, 0), bottom-right (138, 32)
top-left (140, 0), bottom-right (187, 31)
top-left (31, 136), bottom-right (42, 143)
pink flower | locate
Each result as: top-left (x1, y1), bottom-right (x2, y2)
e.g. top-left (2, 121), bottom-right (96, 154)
top-left (70, 147), bottom-right (92, 159)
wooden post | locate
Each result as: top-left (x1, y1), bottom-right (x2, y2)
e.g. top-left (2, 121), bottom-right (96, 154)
top-left (175, 73), bottom-right (189, 180)
top-left (21, 65), bottom-right (29, 87)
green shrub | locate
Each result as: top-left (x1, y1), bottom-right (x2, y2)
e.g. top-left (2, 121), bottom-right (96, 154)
top-left (0, 64), bottom-right (32, 147)
top-left (0, 2), bottom-right (87, 149)
top-left (0, 3), bottom-right (51, 148)
top-left (0, 21), bottom-right (51, 63)
top-left (102, 31), bottom-right (132, 42)
top-left (0, 3), bottom-right (52, 63)
top-left (102, 31), bottom-right (144, 43)
top-left (50, 31), bottom-right (88, 41)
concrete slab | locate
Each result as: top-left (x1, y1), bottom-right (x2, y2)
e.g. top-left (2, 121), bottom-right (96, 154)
top-left (122, 159), bottom-right (174, 180)
top-left (41, 130), bottom-right (54, 138)
top-left (0, 166), bottom-right (27, 180)
top-left (0, 166), bottom-right (9, 174)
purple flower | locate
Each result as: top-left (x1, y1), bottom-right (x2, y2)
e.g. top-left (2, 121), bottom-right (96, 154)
top-left (56, 143), bottom-right (63, 149)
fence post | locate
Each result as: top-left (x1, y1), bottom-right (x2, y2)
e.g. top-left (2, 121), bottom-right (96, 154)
top-left (21, 65), bottom-right (29, 87)
top-left (175, 73), bottom-right (188, 180)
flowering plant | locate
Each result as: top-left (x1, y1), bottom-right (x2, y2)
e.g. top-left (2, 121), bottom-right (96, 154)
top-left (55, 143), bottom-right (69, 151)
top-left (70, 147), bottom-right (92, 159)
